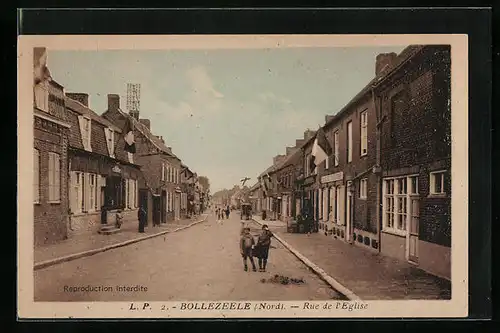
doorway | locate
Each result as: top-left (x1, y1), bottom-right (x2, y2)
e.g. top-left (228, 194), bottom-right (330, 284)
top-left (152, 196), bottom-right (161, 226)
top-left (346, 186), bottom-right (353, 243)
top-left (407, 195), bottom-right (420, 264)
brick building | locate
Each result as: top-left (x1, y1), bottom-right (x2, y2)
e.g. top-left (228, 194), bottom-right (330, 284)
top-left (33, 47), bottom-right (71, 246)
top-left (102, 95), bottom-right (185, 226)
top-left (297, 130), bottom-right (317, 225)
top-left (64, 94), bottom-right (142, 236)
top-left (375, 45), bottom-right (451, 279)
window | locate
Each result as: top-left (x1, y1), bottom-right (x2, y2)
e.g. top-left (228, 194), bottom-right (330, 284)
top-left (161, 163), bottom-right (165, 181)
top-left (34, 149), bottom-right (40, 203)
top-left (360, 110), bottom-right (368, 156)
top-left (34, 82), bottom-right (49, 112)
top-left (360, 178), bottom-right (367, 199)
top-left (334, 131), bottom-right (339, 166)
top-left (430, 171), bottom-right (446, 195)
top-left (329, 186), bottom-right (335, 221)
top-left (48, 152), bottom-right (60, 202)
top-left (347, 121), bottom-right (353, 163)
top-left (104, 128), bottom-right (115, 158)
top-left (383, 175), bottom-right (419, 235)
top-left (78, 116), bottom-right (92, 151)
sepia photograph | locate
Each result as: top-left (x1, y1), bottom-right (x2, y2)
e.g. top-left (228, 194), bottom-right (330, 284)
top-left (18, 34), bottom-right (468, 319)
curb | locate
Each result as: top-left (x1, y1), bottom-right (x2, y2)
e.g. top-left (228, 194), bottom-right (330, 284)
top-left (252, 218), bottom-right (361, 301)
top-left (34, 214), bottom-right (209, 271)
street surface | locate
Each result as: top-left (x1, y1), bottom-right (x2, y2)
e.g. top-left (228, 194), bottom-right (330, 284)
top-left (34, 211), bottom-right (342, 301)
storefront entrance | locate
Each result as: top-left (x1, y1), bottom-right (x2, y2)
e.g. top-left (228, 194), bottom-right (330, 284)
top-left (104, 175), bottom-right (125, 210)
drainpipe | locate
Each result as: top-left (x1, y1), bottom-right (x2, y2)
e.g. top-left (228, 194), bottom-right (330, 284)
top-left (372, 86), bottom-right (382, 253)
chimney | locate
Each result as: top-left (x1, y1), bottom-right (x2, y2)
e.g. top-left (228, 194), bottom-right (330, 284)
top-left (286, 147), bottom-right (297, 156)
top-left (295, 139), bottom-right (305, 148)
top-left (273, 154), bottom-right (286, 166)
top-left (325, 114), bottom-right (335, 123)
top-left (139, 118), bottom-right (151, 130)
top-left (375, 52), bottom-right (397, 76)
top-left (304, 129), bottom-right (315, 140)
top-left (66, 93), bottom-right (89, 107)
top-left (107, 94), bottom-right (120, 111)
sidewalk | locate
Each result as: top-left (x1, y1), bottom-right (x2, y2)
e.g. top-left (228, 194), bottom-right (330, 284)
top-left (252, 217), bottom-right (451, 300)
top-left (35, 215), bottom-right (208, 265)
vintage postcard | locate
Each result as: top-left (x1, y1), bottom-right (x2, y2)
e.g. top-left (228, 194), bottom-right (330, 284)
top-left (18, 34), bottom-right (468, 319)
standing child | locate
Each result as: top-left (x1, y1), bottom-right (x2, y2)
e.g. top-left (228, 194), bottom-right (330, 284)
top-left (240, 227), bottom-right (257, 272)
top-left (255, 224), bottom-right (274, 272)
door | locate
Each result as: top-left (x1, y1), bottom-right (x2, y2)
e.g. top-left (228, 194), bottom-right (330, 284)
top-left (139, 190), bottom-right (148, 226)
top-left (175, 193), bottom-right (180, 220)
top-left (346, 185), bottom-right (353, 243)
top-left (407, 195), bottom-right (420, 263)
top-left (152, 196), bottom-right (161, 226)
top-left (161, 191), bottom-right (166, 223)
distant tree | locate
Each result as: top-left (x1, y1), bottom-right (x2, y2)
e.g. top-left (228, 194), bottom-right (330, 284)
top-left (198, 176), bottom-right (210, 193)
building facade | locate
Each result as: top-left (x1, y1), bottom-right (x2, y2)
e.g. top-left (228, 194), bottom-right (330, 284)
top-left (33, 49), bottom-right (71, 246)
top-left (375, 45), bottom-right (451, 279)
top-left (102, 94), bottom-right (184, 226)
top-left (64, 94), bottom-right (142, 236)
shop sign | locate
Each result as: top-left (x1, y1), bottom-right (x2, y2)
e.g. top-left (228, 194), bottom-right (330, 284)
top-left (112, 165), bottom-right (121, 174)
top-left (321, 172), bottom-right (343, 184)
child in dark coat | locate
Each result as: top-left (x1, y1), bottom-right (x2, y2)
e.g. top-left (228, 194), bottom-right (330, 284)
top-left (255, 224), bottom-right (274, 272)
top-left (240, 227), bottom-right (257, 272)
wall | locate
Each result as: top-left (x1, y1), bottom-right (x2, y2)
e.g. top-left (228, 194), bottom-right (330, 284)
top-left (379, 46), bottom-right (452, 248)
top-left (418, 240), bottom-right (451, 280)
top-left (34, 117), bottom-right (70, 246)
top-left (319, 95), bottom-right (378, 235)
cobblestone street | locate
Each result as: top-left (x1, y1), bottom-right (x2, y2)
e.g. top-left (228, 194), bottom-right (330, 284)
top-left (34, 211), bottom-right (342, 301)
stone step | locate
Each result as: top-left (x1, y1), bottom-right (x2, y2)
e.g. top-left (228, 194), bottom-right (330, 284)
top-left (98, 228), bottom-right (122, 235)
top-left (100, 224), bottom-right (116, 230)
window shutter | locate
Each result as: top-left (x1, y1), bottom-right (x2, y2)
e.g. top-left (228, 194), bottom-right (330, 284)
top-left (69, 172), bottom-right (76, 213)
top-left (55, 154), bottom-right (60, 201)
top-left (339, 186), bottom-right (345, 225)
top-left (48, 153), bottom-right (54, 201)
top-left (95, 175), bottom-right (101, 211)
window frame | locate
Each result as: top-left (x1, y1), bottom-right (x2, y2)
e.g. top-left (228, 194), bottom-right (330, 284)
top-left (346, 121), bottom-right (353, 163)
top-left (359, 178), bottom-right (368, 199)
top-left (360, 110), bottom-right (368, 156)
top-left (382, 174), bottom-right (419, 236)
top-left (334, 130), bottom-right (339, 166)
top-left (429, 170), bottom-right (446, 196)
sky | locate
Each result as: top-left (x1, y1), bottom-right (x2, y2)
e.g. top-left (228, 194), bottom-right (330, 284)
top-left (48, 45), bottom-right (406, 192)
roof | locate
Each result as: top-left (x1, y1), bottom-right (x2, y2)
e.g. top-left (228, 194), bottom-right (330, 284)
top-left (66, 97), bottom-right (122, 132)
top-left (324, 45), bottom-right (424, 130)
top-left (273, 147), bottom-right (302, 173)
top-left (258, 164), bottom-right (276, 178)
top-left (112, 107), bottom-right (178, 158)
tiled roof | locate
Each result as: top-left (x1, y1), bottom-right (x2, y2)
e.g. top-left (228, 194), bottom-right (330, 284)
top-left (66, 97), bottom-right (122, 132)
top-left (115, 108), bottom-right (177, 158)
top-left (273, 148), bottom-right (302, 173)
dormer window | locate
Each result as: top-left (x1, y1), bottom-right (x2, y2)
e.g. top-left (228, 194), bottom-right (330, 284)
top-left (34, 81), bottom-right (49, 112)
top-left (78, 116), bottom-right (92, 152)
top-left (104, 128), bottom-right (115, 158)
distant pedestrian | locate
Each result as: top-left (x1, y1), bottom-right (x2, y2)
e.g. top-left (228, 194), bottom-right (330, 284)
top-left (254, 224), bottom-right (274, 272)
top-left (240, 227), bottom-right (257, 272)
top-left (225, 205), bottom-right (230, 219)
top-left (138, 207), bottom-right (147, 233)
